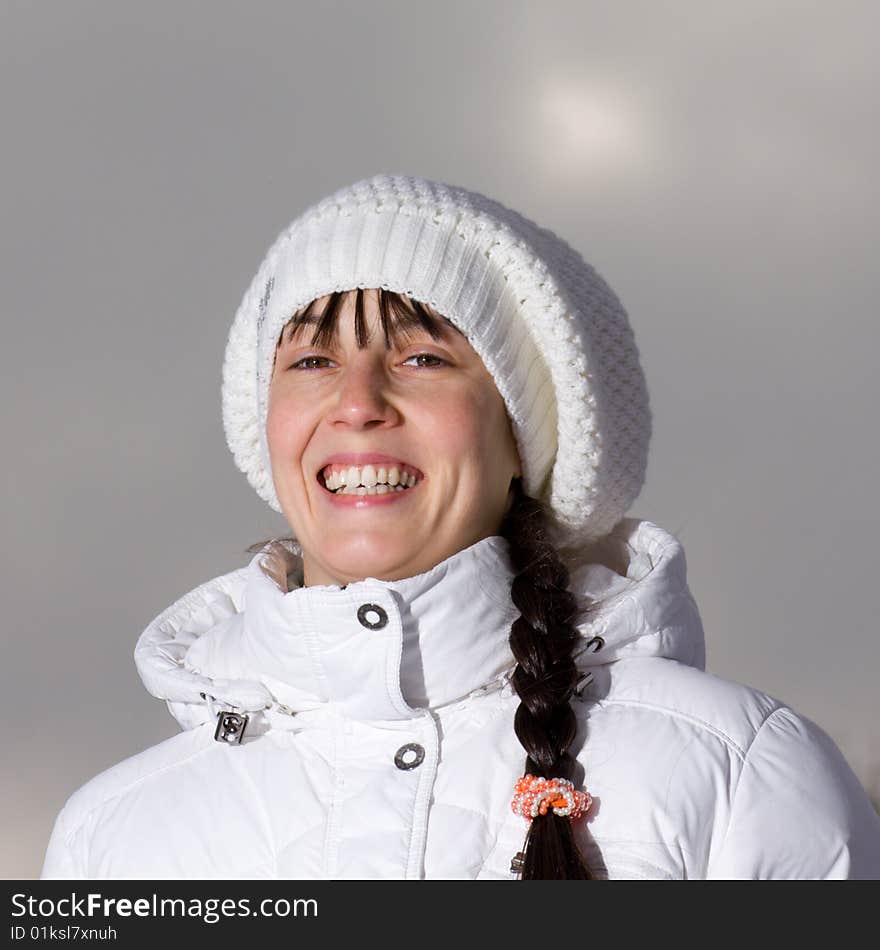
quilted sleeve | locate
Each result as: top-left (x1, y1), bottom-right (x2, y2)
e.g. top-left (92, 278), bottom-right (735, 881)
top-left (40, 806), bottom-right (86, 880)
top-left (706, 706), bottom-right (880, 879)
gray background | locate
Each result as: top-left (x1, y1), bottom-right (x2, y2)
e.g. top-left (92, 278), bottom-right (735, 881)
top-left (3, 0), bottom-right (878, 878)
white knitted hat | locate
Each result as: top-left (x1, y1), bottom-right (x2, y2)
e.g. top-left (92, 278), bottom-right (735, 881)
top-left (222, 173), bottom-right (651, 550)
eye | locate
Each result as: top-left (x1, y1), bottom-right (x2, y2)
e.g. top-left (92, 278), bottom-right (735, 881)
top-left (289, 355), bottom-right (333, 370)
top-left (286, 352), bottom-right (449, 371)
top-left (402, 352), bottom-right (449, 368)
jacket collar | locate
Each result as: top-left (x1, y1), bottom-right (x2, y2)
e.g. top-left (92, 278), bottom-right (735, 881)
top-left (183, 534), bottom-right (519, 721)
top-left (134, 518), bottom-right (706, 730)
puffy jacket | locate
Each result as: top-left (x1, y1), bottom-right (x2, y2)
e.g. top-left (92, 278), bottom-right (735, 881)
top-left (41, 519), bottom-right (880, 879)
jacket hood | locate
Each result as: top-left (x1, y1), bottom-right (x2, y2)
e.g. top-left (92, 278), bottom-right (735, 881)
top-left (134, 518), bottom-right (705, 733)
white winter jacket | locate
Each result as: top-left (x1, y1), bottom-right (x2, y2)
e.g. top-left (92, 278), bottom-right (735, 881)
top-left (41, 519), bottom-right (880, 880)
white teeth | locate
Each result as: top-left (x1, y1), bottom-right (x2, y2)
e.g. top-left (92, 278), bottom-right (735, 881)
top-left (322, 462), bottom-right (419, 494)
top-left (333, 483), bottom-right (409, 495)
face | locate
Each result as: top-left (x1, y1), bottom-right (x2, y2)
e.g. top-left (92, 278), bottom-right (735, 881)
top-left (266, 289), bottom-right (522, 587)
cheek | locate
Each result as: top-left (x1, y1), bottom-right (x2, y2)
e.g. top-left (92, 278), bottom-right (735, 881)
top-left (427, 387), bottom-right (513, 469)
top-left (424, 389), bottom-right (482, 445)
top-left (470, 385), bottom-right (518, 474)
top-left (266, 391), bottom-right (304, 460)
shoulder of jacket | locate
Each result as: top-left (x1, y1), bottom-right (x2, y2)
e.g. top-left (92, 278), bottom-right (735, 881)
top-left (53, 726), bottom-right (216, 845)
top-left (705, 703), bottom-right (880, 877)
top-left (593, 657), bottom-right (786, 760)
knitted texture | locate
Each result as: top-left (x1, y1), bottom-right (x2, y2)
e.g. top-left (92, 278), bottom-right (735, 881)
top-left (221, 173), bottom-right (651, 549)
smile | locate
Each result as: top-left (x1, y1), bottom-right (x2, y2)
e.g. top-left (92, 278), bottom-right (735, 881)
top-left (318, 461), bottom-right (423, 495)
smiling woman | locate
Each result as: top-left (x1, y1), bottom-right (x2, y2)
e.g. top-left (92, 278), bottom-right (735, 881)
top-left (41, 174), bottom-right (880, 881)
top-left (265, 287), bottom-right (522, 588)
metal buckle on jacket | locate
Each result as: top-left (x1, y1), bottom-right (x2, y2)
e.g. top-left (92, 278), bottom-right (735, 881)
top-left (574, 671), bottom-right (594, 698)
top-left (213, 711), bottom-right (249, 744)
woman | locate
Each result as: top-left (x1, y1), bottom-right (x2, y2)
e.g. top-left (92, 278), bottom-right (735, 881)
top-left (42, 174), bottom-right (880, 879)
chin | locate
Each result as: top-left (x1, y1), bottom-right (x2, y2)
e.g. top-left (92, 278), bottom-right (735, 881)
top-left (313, 538), bottom-right (425, 583)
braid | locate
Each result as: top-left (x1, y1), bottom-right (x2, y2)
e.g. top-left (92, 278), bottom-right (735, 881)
top-left (500, 477), bottom-right (594, 880)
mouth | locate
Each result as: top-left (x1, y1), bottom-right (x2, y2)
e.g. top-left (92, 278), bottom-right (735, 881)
top-left (316, 457), bottom-right (425, 496)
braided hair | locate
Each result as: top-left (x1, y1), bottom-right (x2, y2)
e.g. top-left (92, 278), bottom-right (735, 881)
top-left (499, 477), bottom-right (594, 880)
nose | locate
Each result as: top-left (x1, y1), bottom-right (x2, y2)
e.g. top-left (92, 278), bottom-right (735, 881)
top-left (325, 353), bottom-right (400, 430)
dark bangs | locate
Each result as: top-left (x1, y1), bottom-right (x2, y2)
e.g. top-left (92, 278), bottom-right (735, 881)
top-left (277, 287), bottom-right (463, 351)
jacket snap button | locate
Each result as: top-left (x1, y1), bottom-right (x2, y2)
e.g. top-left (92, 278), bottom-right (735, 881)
top-left (213, 711), bottom-right (248, 744)
top-left (394, 742), bottom-right (425, 770)
top-left (357, 603), bottom-right (388, 630)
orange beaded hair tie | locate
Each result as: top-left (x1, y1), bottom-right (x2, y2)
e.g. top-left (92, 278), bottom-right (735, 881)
top-left (510, 774), bottom-right (592, 821)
